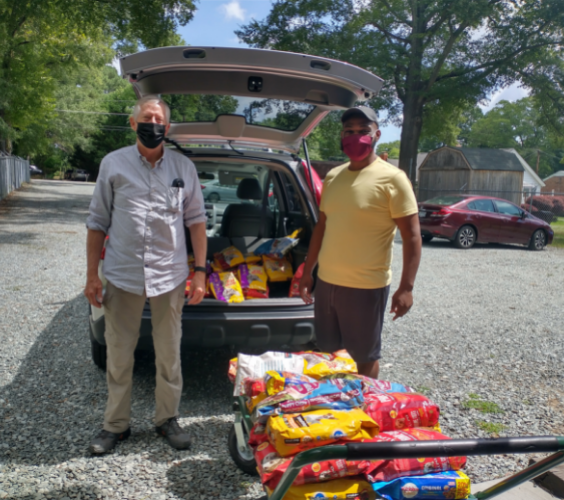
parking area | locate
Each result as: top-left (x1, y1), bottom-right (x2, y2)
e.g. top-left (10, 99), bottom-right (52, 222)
top-left (0, 180), bottom-right (563, 500)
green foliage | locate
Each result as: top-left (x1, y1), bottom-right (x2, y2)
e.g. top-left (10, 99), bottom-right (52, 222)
top-left (462, 395), bottom-right (504, 414)
top-left (377, 141), bottom-right (400, 159)
top-left (237, 0), bottom-right (564, 181)
top-left (307, 112), bottom-right (345, 161)
top-left (476, 421), bottom-right (507, 435)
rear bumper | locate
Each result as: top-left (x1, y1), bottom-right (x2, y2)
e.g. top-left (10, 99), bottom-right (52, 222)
top-left (90, 300), bottom-right (315, 349)
top-left (420, 218), bottom-right (458, 240)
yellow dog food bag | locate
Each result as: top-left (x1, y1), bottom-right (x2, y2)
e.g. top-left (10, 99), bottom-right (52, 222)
top-left (213, 246), bottom-right (245, 271)
top-left (265, 478), bottom-right (375, 500)
top-left (264, 256), bottom-right (294, 282)
top-left (267, 409), bottom-right (379, 457)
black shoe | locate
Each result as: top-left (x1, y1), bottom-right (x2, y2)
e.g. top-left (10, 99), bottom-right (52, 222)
top-left (155, 417), bottom-right (191, 450)
top-left (89, 428), bottom-right (131, 455)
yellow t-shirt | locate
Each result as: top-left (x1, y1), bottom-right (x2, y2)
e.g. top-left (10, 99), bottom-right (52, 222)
top-left (317, 158), bottom-right (418, 289)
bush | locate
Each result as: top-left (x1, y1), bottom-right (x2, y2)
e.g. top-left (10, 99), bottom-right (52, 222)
top-left (525, 195), bottom-right (552, 211)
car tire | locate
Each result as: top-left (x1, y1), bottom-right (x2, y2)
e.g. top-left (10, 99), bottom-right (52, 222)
top-left (529, 229), bottom-right (547, 251)
top-left (422, 234), bottom-right (434, 243)
top-left (454, 225), bottom-right (476, 249)
top-left (90, 323), bottom-right (107, 370)
top-left (228, 424), bottom-right (257, 475)
top-left (208, 192), bottom-right (220, 203)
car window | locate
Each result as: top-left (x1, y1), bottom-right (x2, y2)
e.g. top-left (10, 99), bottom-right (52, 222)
top-left (424, 195), bottom-right (465, 206)
top-left (495, 200), bottom-right (522, 216)
top-left (468, 199), bottom-right (496, 213)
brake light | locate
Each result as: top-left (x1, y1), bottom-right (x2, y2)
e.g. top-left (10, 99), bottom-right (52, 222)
top-left (430, 208), bottom-right (452, 218)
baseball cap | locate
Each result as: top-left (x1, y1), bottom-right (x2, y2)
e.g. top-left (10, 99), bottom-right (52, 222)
top-left (341, 106), bottom-right (379, 126)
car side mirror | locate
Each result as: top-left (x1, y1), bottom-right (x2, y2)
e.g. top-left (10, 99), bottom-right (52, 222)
top-left (520, 211), bottom-right (527, 219)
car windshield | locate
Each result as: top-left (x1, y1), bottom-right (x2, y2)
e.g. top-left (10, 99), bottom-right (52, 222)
top-left (163, 94), bottom-right (315, 131)
top-left (424, 195), bottom-right (465, 206)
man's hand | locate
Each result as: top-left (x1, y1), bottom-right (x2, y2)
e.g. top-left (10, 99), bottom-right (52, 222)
top-left (390, 287), bottom-right (413, 320)
top-left (299, 273), bottom-right (314, 305)
top-left (84, 275), bottom-right (104, 308)
top-left (188, 272), bottom-right (206, 305)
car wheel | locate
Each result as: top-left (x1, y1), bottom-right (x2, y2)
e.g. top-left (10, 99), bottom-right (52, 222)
top-left (208, 192), bottom-right (220, 203)
top-left (454, 225), bottom-right (476, 249)
top-left (529, 229), bottom-right (547, 251)
top-left (90, 323), bottom-right (107, 370)
top-left (422, 234), bottom-right (434, 243)
top-left (228, 424), bottom-right (257, 475)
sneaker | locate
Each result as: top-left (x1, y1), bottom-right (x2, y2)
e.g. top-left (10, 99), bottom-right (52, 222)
top-left (155, 417), bottom-right (191, 450)
top-left (89, 428), bottom-right (131, 455)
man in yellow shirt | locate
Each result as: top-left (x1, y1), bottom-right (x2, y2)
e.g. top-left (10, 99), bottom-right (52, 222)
top-left (299, 106), bottom-right (422, 378)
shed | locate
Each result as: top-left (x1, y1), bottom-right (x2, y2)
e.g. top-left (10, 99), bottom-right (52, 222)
top-left (387, 153), bottom-right (427, 181)
top-left (418, 147), bottom-right (524, 204)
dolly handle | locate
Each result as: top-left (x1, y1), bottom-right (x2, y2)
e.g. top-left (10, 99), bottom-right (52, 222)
top-left (346, 436), bottom-right (564, 460)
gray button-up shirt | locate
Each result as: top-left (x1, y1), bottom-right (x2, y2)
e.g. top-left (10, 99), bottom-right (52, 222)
top-left (86, 145), bottom-right (207, 297)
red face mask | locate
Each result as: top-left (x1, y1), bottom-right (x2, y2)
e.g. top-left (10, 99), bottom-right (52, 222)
top-left (342, 134), bottom-right (375, 161)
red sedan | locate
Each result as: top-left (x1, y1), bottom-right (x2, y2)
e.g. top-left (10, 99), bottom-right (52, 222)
top-left (418, 195), bottom-right (554, 250)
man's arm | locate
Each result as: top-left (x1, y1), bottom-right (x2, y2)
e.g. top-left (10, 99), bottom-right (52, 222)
top-left (85, 229), bottom-right (106, 308)
top-left (187, 222), bottom-right (207, 305)
top-left (299, 211), bottom-right (327, 304)
top-left (390, 213), bottom-right (422, 320)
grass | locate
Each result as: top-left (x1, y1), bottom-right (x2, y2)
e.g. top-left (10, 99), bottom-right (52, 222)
top-left (417, 385), bottom-right (432, 395)
top-left (476, 421), bottom-right (507, 435)
top-left (462, 394), bottom-right (504, 414)
top-left (551, 219), bottom-right (564, 248)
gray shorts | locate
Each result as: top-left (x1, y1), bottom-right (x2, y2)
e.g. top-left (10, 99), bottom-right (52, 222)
top-left (314, 279), bottom-right (390, 364)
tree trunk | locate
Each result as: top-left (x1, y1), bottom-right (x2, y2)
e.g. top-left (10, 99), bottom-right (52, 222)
top-left (398, 97), bottom-right (424, 186)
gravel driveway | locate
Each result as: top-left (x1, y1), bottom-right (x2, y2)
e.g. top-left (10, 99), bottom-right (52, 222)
top-left (0, 180), bottom-right (563, 500)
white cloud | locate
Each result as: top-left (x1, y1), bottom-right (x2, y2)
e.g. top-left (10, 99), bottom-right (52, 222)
top-left (218, 0), bottom-right (246, 21)
top-left (480, 83), bottom-right (530, 112)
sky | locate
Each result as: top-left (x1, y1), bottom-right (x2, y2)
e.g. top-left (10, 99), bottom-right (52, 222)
top-left (175, 0), bottom-right (530, 145)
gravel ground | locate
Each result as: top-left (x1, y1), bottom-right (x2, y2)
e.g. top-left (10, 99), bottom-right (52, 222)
top-left (0, 180), bottom-right (563, 500)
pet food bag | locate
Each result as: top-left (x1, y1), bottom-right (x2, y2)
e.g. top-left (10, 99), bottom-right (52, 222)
top-left (209, 272), bottom-right (245, 304)
top-left (265, 478), bottom-right (375, 500)
top-left (372, 471), bottom-right (471, 500)
top-left (323, 374), bottom-right (415, 394)
top-left (255, 438), bottom-right (373, 489)
top-left (264, 371), bottom-right (318, 396)
top-left (289, 263), bottom-right (305, 298)
top-left (245, 252), bottom-right (262, 265)
top-left (266, 408), bottom-right (379, 457)
top-left (254, 229), bottom-right (301, 259)
top-left (264, 256), bottom-right (294, 282)
top-left (213, 246), bottom-right (245, 271)
top-left (301, 352), bottom-right (358, 379)
top-left (364, 429), bottom-right (467, 483)
top-left (238, 263), bottom-right (269, 299)
top-left (363, 392), bottom-right (440, 432)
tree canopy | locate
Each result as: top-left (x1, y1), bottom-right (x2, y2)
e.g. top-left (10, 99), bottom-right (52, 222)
top-left (237, 0), bottom-right (564, 182)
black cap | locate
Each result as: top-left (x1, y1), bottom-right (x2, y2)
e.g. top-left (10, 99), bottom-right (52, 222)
top-left (341, 106), bottom-right (379, 126)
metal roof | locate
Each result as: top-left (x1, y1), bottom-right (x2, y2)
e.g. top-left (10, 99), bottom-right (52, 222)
top-left (458, 148), bottom-right (524, 172)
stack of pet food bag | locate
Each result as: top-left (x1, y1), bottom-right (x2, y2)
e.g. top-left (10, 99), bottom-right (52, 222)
top-left (186, 230), bottom-right (305, 302)
top-left (228, 351), bottom-right (470, 500)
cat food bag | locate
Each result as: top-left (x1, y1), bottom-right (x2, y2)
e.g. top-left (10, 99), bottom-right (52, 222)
top-left (264, 371), bottom-right (318, 396)
top-left (372, 471), bottom-right (471, 500)
top-left (213, 246), bottom-right (245, 271)
top-left (323, 374), bottom-right (415, 394)
top-left (238, 263), bottom-right (269, 299)
top-left (254, 229), bottom-right (301, 259)
top-left (209, 272), bottom-right (244, 303)
top-left (364, 429), bottom-right (467, 483)
top-left (363, 392), bottom-right (440, 432)
top-left (266, 408), bottom-right (379, 457)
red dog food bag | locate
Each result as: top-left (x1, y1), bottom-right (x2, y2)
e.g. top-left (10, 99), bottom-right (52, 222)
top-left (364, 428), bottom-right (467, 483)
top-left (363, 392), bottom-right (440, 432)
top-left (289, 263), bottom-right (305, 298)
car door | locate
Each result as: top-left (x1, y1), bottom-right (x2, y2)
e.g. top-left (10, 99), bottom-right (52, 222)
top-left (466, 199), bottom-right (499, 242)
top-left (493, 200), bottom-right (530, 244)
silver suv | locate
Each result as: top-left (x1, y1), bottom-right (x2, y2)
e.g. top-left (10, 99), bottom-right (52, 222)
top-left (89, 46), bottom-right (383, 369)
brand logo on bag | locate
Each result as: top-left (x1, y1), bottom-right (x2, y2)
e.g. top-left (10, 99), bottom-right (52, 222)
top-left (401, 483), bottom-right (419, 498)
top-left (257, 442), bottom-right (269, 451)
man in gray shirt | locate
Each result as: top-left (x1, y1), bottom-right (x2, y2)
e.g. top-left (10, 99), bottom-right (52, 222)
top-left (84, 96), bottom-right (207, 454)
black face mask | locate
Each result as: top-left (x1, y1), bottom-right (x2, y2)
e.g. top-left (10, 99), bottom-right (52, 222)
top-left (136, 122), bottom-right (166, 149)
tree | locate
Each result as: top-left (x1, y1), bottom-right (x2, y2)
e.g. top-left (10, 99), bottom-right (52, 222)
top-left (0, 0), bottom-right (196, 153)
top-left (376, 141), bottom-right (401, 159)
top-left (237, 0), bottom-right (564, 182)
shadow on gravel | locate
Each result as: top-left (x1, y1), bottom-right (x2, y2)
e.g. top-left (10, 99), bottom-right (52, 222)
top-left (4, 484), bottom-right (101, 500)
top-left (0, 181), bottom-right (92, 227)
top-left (0, 293), bottom-right (235, 467)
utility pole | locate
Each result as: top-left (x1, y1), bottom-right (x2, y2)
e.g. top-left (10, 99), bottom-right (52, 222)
top-left (536, 149), bottom-right (540, 174)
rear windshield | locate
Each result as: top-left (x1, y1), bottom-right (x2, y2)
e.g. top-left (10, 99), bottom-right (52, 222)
top-left (163, 95), bottom-right (315, 131)
top-left (423, 195), bottom-right (465, 206)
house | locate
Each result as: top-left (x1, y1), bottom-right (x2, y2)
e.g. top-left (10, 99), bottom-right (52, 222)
top-left (501, 148), bottom-right (545, 196)
top-left (542, 170), bottom-right (564, 195)
top-left (418, 147), bottom-right (525, 204)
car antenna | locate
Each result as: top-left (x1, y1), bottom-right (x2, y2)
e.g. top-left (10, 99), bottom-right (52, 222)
top-left (228, 140), bottom-right (245, 155)
top-left (164, 137), bottom-right (193, 156)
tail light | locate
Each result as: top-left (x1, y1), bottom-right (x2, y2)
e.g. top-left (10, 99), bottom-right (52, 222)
top-left (430, 208), bottom-right (452, 218)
